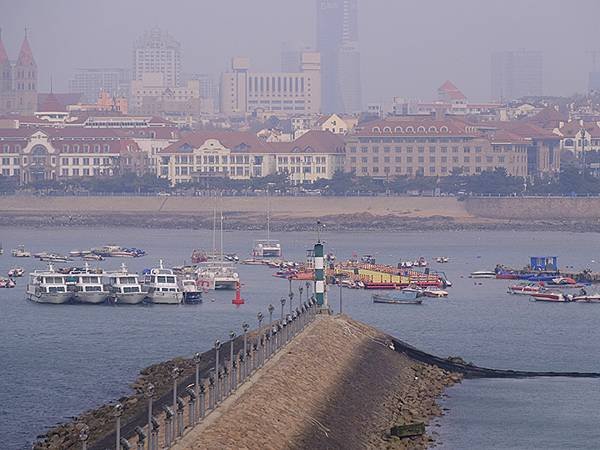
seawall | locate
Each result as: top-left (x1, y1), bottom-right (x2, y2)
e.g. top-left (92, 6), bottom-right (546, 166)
top-left (464, 197), bottom-right (600, 220)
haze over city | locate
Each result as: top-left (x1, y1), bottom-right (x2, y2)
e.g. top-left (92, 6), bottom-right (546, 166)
top-left (2, 0), bottom-right (599, 102)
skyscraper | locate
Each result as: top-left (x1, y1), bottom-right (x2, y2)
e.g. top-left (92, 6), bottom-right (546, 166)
top-left (316, 0), bottom-right (362, 113)
top-left (491, 50), bottom-right (543, 102)
top-left (133, 28), bottom-right (181, 88)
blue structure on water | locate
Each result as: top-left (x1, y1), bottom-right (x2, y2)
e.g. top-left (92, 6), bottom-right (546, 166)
top-left (530, 256), bottom-right (558, 272)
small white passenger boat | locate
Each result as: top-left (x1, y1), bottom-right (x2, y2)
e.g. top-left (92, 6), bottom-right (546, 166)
top-left (11, 245), bottom-right (31, 258)
top-left (68, 265), bottom-right (110, 304)
top-left (144, 260), bottom-right (183, 304)
top-left (26, 265), bottom-right (72, 304)
top-left (107, 264), bottom-right (145, 305)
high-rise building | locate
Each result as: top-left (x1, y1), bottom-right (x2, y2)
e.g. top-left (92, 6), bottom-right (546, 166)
top-left (281, 41), bottom-right (305, 73)
top-left (68, 68), bottom-right (130, 103)
top-left (220, 52), bottom-right (321, 116)
top-left (316, 0), bottom-right (362, 113)
top-left (133, 28), bottom-right (181, 88)
top-left (491, 50), bottom-right (543, 102)
top-left (0, 29), bottom-right (38, 115)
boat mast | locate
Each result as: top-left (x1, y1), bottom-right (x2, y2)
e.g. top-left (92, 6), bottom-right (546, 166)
top-left (266, 187), bottom-right (271, 244)
top-left (212, 202), bottom-right (217, 257)
top-left (220, 211), bottom-right (224, 263)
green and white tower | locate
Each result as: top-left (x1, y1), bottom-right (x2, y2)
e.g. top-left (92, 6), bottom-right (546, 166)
top-left (313, 221), bottom-right (328, 310)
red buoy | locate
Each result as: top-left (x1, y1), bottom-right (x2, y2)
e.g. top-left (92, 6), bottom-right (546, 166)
top-left (232, 282), bottom-right (245, 305)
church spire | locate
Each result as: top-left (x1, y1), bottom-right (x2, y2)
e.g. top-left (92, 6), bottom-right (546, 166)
top-left (17, 28), bottom-right (36, 67)
top-left (0, 28), bottom-right (8, 65)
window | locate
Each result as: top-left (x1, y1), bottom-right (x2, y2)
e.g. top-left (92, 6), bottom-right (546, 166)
top-left (383, 127), bottom-right (392, 133)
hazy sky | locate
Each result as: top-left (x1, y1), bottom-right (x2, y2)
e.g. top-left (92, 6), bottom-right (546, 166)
top-left (2, 0), bottom-right (599, 103)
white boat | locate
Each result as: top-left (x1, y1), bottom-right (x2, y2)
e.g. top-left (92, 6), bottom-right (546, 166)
top-left (11, 245), bottom-right (31, 258)
top-left (144, 261), bottom-right (183, 304)
top-left (252, 240), bottom-right (282, 258)
top-left (181, 276), bottom-right (203, 304)
top-left (34, 252), bottom-right (72, 263)
top-left (469, 271), bottom-right (497, 279)
top-left (26, 266), bottom-right (73, 304)
top-left (0, 242), bottom-right (3, 255)
top-left (106, 264), bottom-right (145, 305)
top-left (196, 262), bottom-right (239, 290)
top-left (435, 257), bottom-right (449, 263)
top-left (8, 267), bottom-right (25, 278)
top-left (67, 265), bottom-right (110, 304)
top-left (423, 288), bottom-right (449, 298)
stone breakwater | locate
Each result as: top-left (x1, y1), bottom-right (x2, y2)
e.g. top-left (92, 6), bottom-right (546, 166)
top-left (32, 316), bottom-right (460, 450)
top-left (3, 195), bottom-right (600, 231)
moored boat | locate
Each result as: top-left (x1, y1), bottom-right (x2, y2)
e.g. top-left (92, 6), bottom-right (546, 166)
top-left (144, 260), bottom-right (183, 304)
top-left (68, 265), bottom-right (110, 304)
top-left (11, 245), bottom-right (31, 258)
top-left (106, 264), bottom-right (145, 305)
top-left (0, 277), bottom-right (16, 288)
top-left (508, 282), bottom-right (543, 295)
top-left (181, 276), bottom-right (203, 304)
top-left (26, 266), bottom-right (73, 304)
top-left (572, 294), bottom-right (600, 303)
top-left (423, 288), bottom-right (448, 298)
top-left (469, 271), bottom-right (497, 279)
top-left (372, 291), bottom-right (423, 305)
top-left (8, 267), bottom-right (25, 278)
top-left (530, 292), bottom-right (571, 303)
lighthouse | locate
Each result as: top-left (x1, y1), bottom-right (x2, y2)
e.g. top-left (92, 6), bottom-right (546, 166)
top-left (313, 221), bottom-right (328, 311)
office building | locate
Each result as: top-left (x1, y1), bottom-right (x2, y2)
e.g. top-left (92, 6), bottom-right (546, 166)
top-left (316, 0), bottom-right (362, 113)
top-left (133, 28), bottom-right (181, 88)
top-left (68, 68), bottom-right (130, 103)
top-left (220, 53), bottom-right (321, 116)
top-left (491, 50), bottom-right (543, 102)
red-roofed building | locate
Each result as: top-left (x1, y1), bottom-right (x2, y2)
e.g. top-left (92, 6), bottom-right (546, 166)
top-left (0, 127), bottom-right (149, 183)
top-left (0, 30), bottom-right (38, 115)
top-left (346, 117), bottom-right (529, 178)
top-left (157, 130), bottom-right (344, 185)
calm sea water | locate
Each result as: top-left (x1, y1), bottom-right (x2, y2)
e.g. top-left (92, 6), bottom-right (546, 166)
top-left (1, 228), bottom-right (599, 449)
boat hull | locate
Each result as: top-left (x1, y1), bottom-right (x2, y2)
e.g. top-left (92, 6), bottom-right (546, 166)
top-left (114, 293), bottom-right (146, 305)
top-left (214, 280), bottom-right (238, 290)
top-left (74, 292), bottom-right (110, 304)
top-left (147, 292), bottom-right (182, 304)
top-left (27, 291), bottom-right (72, 304)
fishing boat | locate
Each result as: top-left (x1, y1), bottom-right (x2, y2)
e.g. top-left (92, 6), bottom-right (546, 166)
top-left (143, 260), bottom-right (183, 304)
top-left (181, 276), bottom-right (203, 304)
top-left (469, 271), bottom-right (497, 279)
top-left (0, 277), bottom-right (16, 288)
top-left (68, 265), bottom-right (110, 304)
top-left (372, 291), bottom-right (423, 305)
top-left (8, 267), bottom-right (25, 278)
top-left (530, 292), bottom-right (571, 303)
top-left (11, 245), bottom-right (31, 258)
top-left (106, 264), bottom-right (146, 305)
top-left (26, 266), bottom-right (73, 304)
top-left (508, 282), bottom-right (543, 295)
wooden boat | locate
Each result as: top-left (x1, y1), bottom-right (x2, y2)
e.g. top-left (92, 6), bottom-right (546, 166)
top-left (530, 292), bottom-right (570, 302)
top-left (372, 291), bottom-right (423, 305)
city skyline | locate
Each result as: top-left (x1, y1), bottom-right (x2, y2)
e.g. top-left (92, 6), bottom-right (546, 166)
top-left (2, 0), bottom-right (599, 104)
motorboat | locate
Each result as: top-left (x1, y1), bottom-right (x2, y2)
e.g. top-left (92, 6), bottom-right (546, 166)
top-left (67, 265), bottom-right (110, 304)
top-left (11, 245), bottom-right (31, 258)
top-left (435, 257), bottom-right (449, 263)
top-left (469, 271), bottom-right (497, 279)
top-left (508, 282), bottom-right (543, 295)
top-left (34, 252), bottom-right (72, 263)
top-left (423, 288), bottom-right (448, 298)
top-left (0, 242), bottom-right (3, 255)
top-left (8, 267), bottom-right (25, 278)
top-left (241, 258), bottom-right (266, 265)
top-left (144, 260), bottom-right (183, 304)
top-left (106, 264), bottom-right (145, 305)
top-left (530, 292), bottom-right (571, 303)
top-left (372, 291), bottom-right (423, 305)
top-left (413, 257), bottom-right (428, 267)
top-left (91, 245), bottom-right (145, 258)
top-left (572, 294), bottom-right (600, 303)
top-left (181, 276), bottom-right (203, 304)
top-left (26, 266), bottom-right (73, 304)
top-left (0, 277), bottom-right (16, 288)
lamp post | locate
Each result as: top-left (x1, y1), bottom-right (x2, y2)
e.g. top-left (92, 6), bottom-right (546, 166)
top-left (339, 281), bottom-right (343, 315)
top-left (298, 285), bottom-right (304, 309)
top-left (305, 281), bottom-right (311, 300)
top-left (114, 403), bottom-right (123, 450)
top-left (79, 424), bottom-right (89, 450)
top-left (242, 322), bottom-right (249, 356)
top-left (171, 367), bottom-right (179, 432)
top-left (288, 279), bottom-right (294, 315)
top-left (280, 297), bottom-right (286, 321)
top-left (257, 311), bottom-right (264, 330)
top-left (193, 353), bottom-right (201, 421)
top-left (268, 304), bottom-right (274, 327)
top-left (214, 340), bottom-right (221, 402)
top-left (145, 383), bottom-right (155, 450)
